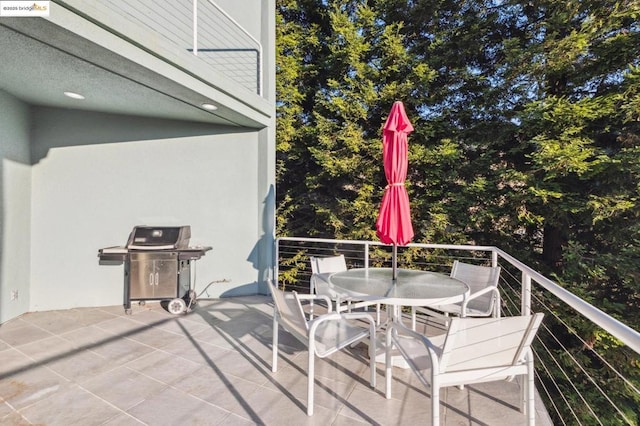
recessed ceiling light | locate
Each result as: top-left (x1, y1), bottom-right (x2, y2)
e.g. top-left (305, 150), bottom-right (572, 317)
top-left (64, 91), bottom-right (85, 100)
top-left (202, 103), bottom-right (217, 111)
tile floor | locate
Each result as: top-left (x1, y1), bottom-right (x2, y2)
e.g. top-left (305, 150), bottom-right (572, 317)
top-left (0, 296), bottom-right (553, 425)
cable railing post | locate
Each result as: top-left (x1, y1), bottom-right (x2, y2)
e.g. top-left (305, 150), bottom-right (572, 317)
top-left (522, 271), bottom-right (532, 315)
top-left (274, 237), bottom-right (279, 288)
top-left (364, 242), bottom-right (370, 268)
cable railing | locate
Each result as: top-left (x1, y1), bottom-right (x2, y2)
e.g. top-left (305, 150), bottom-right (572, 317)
top-left (58, 0), bottom-right (262, 95)
top-left (193, 0), bottom-right (262, 95)
top-left (275, 236), bottom-right (640, 425)
top-left (497, 259), bottom-right (640, 425)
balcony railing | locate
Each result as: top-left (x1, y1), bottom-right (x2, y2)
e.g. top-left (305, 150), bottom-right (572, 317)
top-left (56, 0), bottom-right (262, 95)
top-left (275, 237), bottom-right (640, 425)
top-left (192, 0), bottom-right (262, 95)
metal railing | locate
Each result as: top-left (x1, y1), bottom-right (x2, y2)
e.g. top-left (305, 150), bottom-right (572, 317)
top-left (275, 236), bottom-right (640, 425)
top-left (57, 0), bottom-right (262, 95)
top-left (192, 0), bottom-right (262, 95)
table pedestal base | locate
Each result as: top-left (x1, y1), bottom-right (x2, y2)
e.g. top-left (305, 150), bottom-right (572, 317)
top-left (373, 339), bottom-right (410, 369)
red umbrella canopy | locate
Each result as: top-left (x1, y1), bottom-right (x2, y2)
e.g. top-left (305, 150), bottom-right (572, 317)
top-left (375, 101), bottom-right (414, 246)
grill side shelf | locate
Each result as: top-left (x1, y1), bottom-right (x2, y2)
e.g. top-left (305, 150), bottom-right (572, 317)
top-left (178, 246), bottom-right (212, 260)
top-left (98, 246), bottom-right (128, 264)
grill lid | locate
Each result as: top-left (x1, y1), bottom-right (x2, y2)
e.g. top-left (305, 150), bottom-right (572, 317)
top-left (126, 225), bottom-right (191, 250)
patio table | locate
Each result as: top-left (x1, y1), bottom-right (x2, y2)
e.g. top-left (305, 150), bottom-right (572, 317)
top-left (329, 267), bottom-right (469, 367)
top-left (328, 267), bottom-right (469, 310)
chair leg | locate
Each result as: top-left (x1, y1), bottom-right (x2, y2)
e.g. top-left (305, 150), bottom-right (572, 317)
top-left (307, 350), bottom-right (315, 416)
top-left (272, 314), bottom-right (278, 372)
top-left (432, 377), bottom-right (440, 426)
top-left (369, 323), bottom-right (376, 388)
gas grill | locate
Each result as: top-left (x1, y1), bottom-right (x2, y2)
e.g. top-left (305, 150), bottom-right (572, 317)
top-left (98, 225), bottom-right (211, 315)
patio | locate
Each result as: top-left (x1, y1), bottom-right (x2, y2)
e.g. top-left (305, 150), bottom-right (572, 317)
top-left (1, 295), bottom-right (552, 425)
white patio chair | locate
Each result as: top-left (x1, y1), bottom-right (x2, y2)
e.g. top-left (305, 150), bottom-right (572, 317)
top-left (411, 260), bottom-right (501, 329)
top-left (386, 313), bottom-right (544, 426)
top-left (269, 282), bottom-right (377, 416)
top-left (309, 254), bottom-right (348, 315)
top-left (310, 255), bottom-right (382, 323)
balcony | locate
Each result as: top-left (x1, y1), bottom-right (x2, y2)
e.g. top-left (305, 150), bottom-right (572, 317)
top-left (1, 237), bottom-right (637, 424)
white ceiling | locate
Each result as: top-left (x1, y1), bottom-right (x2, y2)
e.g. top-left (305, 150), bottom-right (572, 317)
top-left (0, 23), bottom-right (253, 127)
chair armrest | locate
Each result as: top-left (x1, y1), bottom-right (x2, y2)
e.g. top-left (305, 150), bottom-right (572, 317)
top-left (464, 285), bottom-right (498, 300)
top-left (461, 285), bottom-right (499, 314)
top-left (308, 312), bottom-right (377, 355)
top-left (387, 321), bottom-right (440, 354)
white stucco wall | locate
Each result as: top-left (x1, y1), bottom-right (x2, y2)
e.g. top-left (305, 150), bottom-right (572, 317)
top-left (0, 91), bottom-right (32, 323)
top-left (29, 110), bottom-right (263, 311)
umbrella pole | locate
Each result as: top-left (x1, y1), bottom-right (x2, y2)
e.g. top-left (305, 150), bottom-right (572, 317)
top-left (392, 244), bottom-right (398, 282)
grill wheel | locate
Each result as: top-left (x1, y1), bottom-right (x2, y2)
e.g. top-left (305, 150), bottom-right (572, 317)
top-left (168, 298), bottom-right (187, 315)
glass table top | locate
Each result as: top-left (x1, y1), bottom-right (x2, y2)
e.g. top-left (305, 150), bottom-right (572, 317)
top-left (329, 267), bottom-right (469, 306)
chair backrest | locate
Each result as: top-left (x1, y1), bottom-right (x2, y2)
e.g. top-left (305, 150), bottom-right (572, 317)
top-left (310, 254), bottom-right (347, 274)
top-left (450, 260), bottom-right (501, 311)
top-left (439, 313), bottom-right (544, 373)
top-left (268, 283), bottom-right (309, 339)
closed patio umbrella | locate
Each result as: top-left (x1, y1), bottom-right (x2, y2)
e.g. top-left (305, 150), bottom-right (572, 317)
top-left (375, 101), bottom-right (414, 281)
